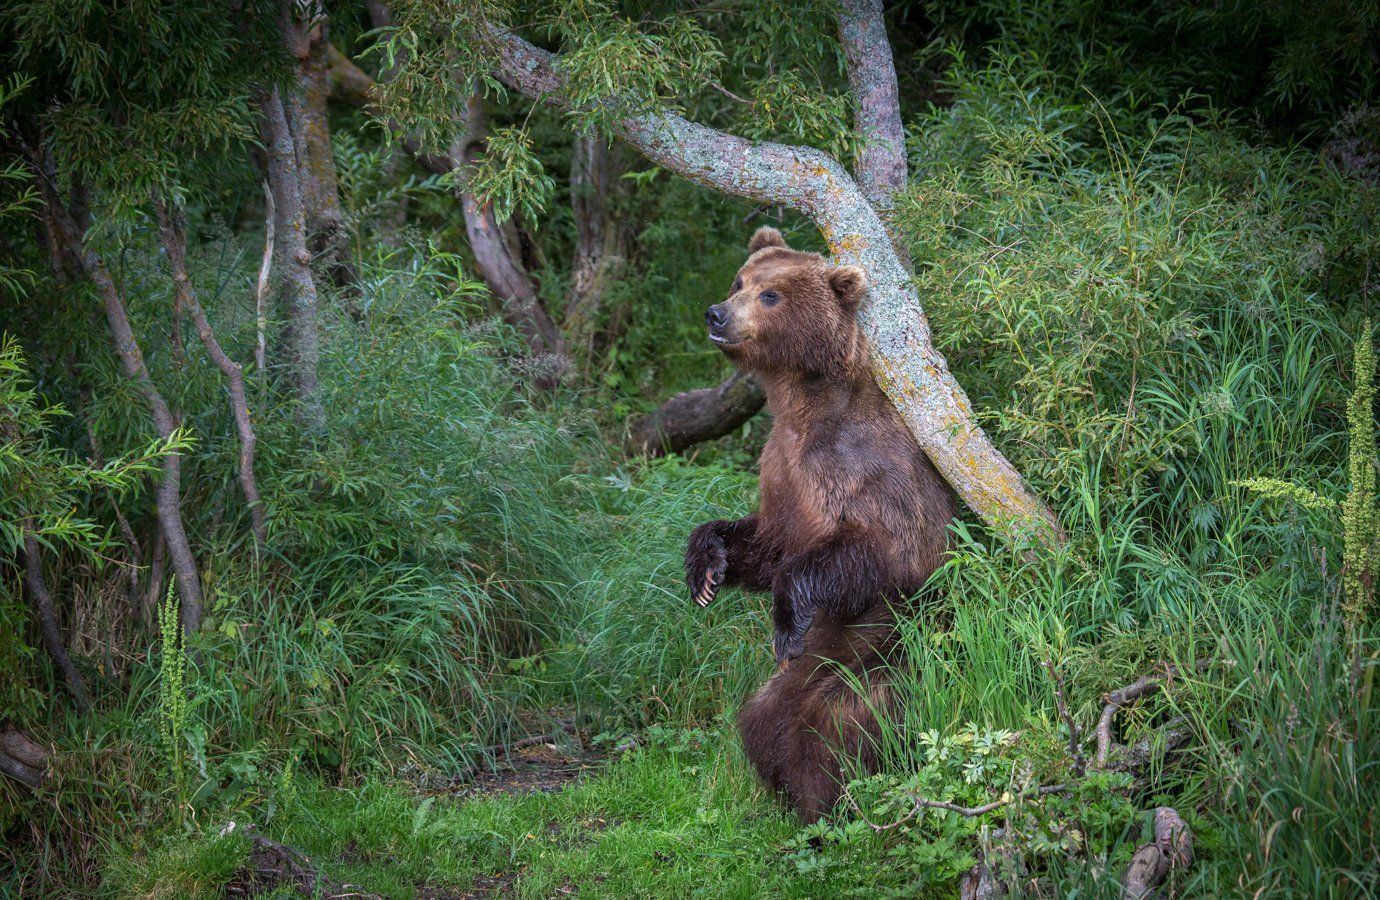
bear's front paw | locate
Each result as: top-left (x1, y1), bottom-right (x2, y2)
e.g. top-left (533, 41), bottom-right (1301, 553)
top-left (685, 522), bottom-right (728, 608)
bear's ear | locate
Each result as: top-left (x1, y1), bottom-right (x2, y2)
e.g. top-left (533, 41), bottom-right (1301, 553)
top-left (827, 265), bottom-right (868, 308)
top-left (749, 226), bottom-right (788, 254)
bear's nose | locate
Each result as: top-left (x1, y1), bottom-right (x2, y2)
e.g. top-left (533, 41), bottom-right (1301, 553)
top-left (706, 304), bottom-right (728, 333)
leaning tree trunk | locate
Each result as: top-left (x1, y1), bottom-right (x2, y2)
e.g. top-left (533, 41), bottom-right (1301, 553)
top-left (481, 21), bottom-right (1059, 538)
top-left (259, 86), bottom-right (327, 432)
top-left (153, 197), bottom-right (269, 547)
top-left (565, 134), bottom-right (630, 362)
top-left (458, 94), bottom-right (571, 385)
top-left (627, 0), bottom-right (917, 460)
top-left (33, 163), bottom-right (206, 633)
top-left (324, 33), bottom-right (571, 384)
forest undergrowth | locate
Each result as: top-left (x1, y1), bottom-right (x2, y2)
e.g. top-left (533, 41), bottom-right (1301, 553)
top-left (3, 42), bottom-right (1378, 899)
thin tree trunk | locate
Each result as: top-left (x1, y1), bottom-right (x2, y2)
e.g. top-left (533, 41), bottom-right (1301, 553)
top-left (324, 38), bottom-right (573, 384)
top-left (256, 180), bottom-right (274, 391)
top-left (458, 93), bottom-right (571, 384)
top-left (837, 0), bottom-right (911, 270)
top-left (625, 371), bottom-right (766, 457)
top-left (31, 159), bottom-right (207, 633)
top-left (259, 86), bottom-right (326, 432)
top-left (22, 532), bottom-right (92, 711)
top-left (153, 196), bottom-right (269, 548)
top-left (283, 3), bottom-right (355, 288)
top-left (565, 134), bottom-right (630, 362)
top-left (481, 21), bottom-right (1060, 538)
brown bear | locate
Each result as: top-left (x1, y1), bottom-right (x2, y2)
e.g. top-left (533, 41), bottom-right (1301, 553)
top-left (684, 226), bottom-right (957, 822)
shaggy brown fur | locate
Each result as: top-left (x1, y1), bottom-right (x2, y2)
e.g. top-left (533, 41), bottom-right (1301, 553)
top-left (685, 226), bottom-right (957, 821)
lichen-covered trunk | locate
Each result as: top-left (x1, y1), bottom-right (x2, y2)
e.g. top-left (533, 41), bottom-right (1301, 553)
top-left (259, 86), bottom-right (326, 432)
top-left (285, 11), bottom-right (355, 289)
top-left (565, 134), bottom-right (630, 362)
top-left (153, 197), bottom-right (269, 548)
top-left (836, 0), bottom-right (911, 271)
top-left (489, 29), bottom-right (1060, 539)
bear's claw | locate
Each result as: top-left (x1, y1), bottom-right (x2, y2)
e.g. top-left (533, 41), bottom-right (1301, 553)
top-left (694, 568), bottom-right (723, 607)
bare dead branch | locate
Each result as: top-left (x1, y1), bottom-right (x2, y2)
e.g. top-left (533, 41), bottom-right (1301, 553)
top-left (1095, 661), bottom-right (1209, 768)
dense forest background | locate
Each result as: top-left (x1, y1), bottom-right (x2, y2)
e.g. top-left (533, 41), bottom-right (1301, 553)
top-left (2, 0), bottom-right (1378, 896)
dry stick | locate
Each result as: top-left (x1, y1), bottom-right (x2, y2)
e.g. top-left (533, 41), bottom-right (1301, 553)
top-left (31, 156), bottom-right (205, 634)
top-left (1094, 660), bottom-right (1209, 768)
top-left (21, 532), bottom-right (92, 711)
top-left (153, 197), bottom-right (268, 548)
top-left (255, 181), bottom-right (274, 394)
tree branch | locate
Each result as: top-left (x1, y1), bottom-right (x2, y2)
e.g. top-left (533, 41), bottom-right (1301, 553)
top-left (30, 147), bottom-right (205, 633)
top-left (325, 36), bottom-right (571, 382)
top-left (153, 196), bottom-right (269, 548)
top-left (480, 22), bottom-right (1059, 538)
top-left (624, 370), bottom-right (765, 456)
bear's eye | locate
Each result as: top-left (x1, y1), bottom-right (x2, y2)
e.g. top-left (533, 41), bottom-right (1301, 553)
top-left (731, 276), bottom-right (743, 293)
top-left (759, 290), bottom-right (781, 307)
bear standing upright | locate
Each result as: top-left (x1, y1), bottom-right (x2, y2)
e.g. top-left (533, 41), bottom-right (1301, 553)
top-left (685, 226), bottom-right (957, 821)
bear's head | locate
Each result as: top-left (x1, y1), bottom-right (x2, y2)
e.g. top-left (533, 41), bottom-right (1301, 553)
top-left (705, 226), bottom-right (868, 380)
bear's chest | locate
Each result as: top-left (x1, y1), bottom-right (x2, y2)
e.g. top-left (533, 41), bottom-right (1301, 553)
top-left (757, 420), bottom-right (890, 552)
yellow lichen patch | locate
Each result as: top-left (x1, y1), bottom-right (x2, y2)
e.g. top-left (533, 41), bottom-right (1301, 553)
top-left (830, 233), bottom-right (868, 256)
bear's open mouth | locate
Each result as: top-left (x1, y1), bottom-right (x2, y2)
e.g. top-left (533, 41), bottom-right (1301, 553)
top-left (709, 333), bottom-right (744, 346)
